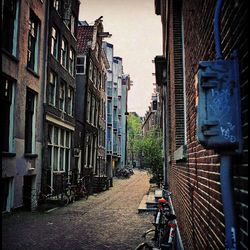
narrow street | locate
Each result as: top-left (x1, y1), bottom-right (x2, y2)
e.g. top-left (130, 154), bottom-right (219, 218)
top-left (2, 170), bottom-right (153, 250)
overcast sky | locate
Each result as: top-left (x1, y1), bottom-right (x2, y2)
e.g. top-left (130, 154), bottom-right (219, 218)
top-left (79, 0), bottom-right (162, 117)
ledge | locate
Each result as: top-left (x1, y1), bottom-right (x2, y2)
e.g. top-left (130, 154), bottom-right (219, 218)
top-left (2, 49), bottom-right (19, 63)
top-left (174, 145), bottom-right (187, 161)
top-left (24, 153), bottom-right (38, 159)
top-left (26, 67), bottom-right (40, 78)
top-left (2, 152), bottom-right (16, 157)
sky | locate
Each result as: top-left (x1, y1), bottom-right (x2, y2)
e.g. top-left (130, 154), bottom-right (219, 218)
top-left (79, 0), bottom-right (162, 117)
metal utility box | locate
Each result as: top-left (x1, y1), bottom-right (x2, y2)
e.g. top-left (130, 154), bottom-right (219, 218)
top-left (197, 56), bottom-right (242, 153)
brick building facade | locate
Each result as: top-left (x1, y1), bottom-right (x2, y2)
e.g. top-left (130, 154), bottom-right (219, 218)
top-left (2, 0), bottom-right (46, 212)
top-left (41, 0), bottom-right (80, 196)
top-left (154, 0), bottom-right (248, 249)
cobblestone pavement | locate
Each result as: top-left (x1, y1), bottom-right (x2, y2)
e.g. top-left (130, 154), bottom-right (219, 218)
top-left (2, 169), bottom-right (154, 250)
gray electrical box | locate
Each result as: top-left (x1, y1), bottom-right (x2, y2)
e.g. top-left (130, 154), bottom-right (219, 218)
top-left (197, 55), bottom-right (242, 153)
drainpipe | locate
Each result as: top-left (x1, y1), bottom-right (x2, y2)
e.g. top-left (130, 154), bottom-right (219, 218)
top-left (214, 1), bottom-right (237, 249)
top-left (214, 0), bottom-right (223, 60)
top-left (220, 154), bottom-right (237, 249)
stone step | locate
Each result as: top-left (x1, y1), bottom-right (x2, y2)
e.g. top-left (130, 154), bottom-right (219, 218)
top-left (154, 189), bottom-right (163, 201)
top-left (146, 192), bottom-right (158, 209)
top-left (138, 194), bottom-right (157, 213)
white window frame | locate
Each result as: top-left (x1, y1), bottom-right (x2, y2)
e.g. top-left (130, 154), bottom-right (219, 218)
top-left (48, 71), bottom-right (57, 106)
top-left (76, 55), bottom-right (86, 75)
top-left (51, 26), bottom-right (59, 59)
top-left (48, 125), bottom-right (71, 173)
top-left (67, 87), bottom-right (74, 116)
top-left (89, 60), bottom-right (93, 80)
top-left (59, 81), bottom-right (66, 112)
top-left (69, 48), bottom-right (75, 76)
top-left (60, 37), bottom-right (68, 68)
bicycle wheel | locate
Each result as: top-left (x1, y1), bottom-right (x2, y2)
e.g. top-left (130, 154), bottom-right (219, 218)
top-left (134, 242), bottom-right (153, 250)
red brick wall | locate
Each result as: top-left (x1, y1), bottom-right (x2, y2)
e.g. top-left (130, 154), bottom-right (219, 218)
top-left (165, 0), bottom-right (248, 249)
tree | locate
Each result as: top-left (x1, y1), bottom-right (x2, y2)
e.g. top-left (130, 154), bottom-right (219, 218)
top-left (138, 128), bottom-right (163, 182)
top-left (127, 113), bottom-right (142, 166)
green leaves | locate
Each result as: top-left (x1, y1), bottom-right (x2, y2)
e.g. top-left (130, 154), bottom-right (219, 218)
top-left (127, 113), bottom-right (163, 178)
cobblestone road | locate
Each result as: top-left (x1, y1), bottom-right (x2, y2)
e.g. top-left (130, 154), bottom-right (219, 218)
top-left (2, 169), bottom-right (153, 250)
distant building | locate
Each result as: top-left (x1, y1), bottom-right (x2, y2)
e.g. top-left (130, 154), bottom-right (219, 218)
top-left (103, 42), bottom-right (130, 177)
top-left (120, 75), bottom-right (131, 167)
top-left (76, 18), bottom-right (111, 192)
top-left (2, 0), bottom-right (46, 211)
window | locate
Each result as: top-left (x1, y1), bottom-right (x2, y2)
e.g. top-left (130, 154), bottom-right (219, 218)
top-left (51, 26), bottom-right (59, 59)
top-left (98, 72), bottom-right (102, 90)
top-left (59, 81), bottom-right (66, 111)
top-left (48, 125), bottom-right (71, 172)
top-left (76, 56), bottom-right (86, 74)
top-left (2, 0), bottom-right (19, 56)
top-left (86, 93), bottom-right (91, 122)
top-left (27, 10), bottom-right (40, 73)
top-left (69, 49), bottom-right (75, 76)
top-left (60, 37), bottom-right (68, 68)
top-left (48, 71), bottom-right (57, 106)
top-left (1, 76), bottom-right (15, 153)
top-left (95, 43), bottom-right (99, 60)
top-left (70, 13), bottom-right (76, 36)
top-left (93, 67), bottom-right (97, 87)
top-left (1, 177), bottom-right (14, 212)
top-left (89, 61), bottom-right (93, 80)
top-left (25, 89), bottom-right (37, 154)
top-left (95, 100), bottom-right (99, 126)
top-left (67, 87), bottom-right (74, 116)
top-left (91, 96), bottom-right (95, 125)
top-left (53, 0), bottom-right (60, 12)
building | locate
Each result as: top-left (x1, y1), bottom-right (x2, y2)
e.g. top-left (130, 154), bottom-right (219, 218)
top-left (154, 0), bottom-right (248, 249)
top-left (41, 0), bottom-right (80, 196)
top-left (2, 0), bottom-right (46, 211)
top-left (103, 42), bottom-right (130, 177)
top-left (76, 18), bottom-right (111, 193)
top-left (120, 74), bottom-right (131, 167)
top-left (112, 56), bottom-right (123, 169)
top-left (142, 94), bottom-right (161, 136)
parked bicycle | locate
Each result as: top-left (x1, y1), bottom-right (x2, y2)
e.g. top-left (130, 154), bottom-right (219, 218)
top-left (38, 185), bottom-right (69, 207)
top-left (115, 166), bottom-right (134, 179)
top-left (135, 194), bottom-right (177, 250)
top-left (71, 176), bottom-right (89, 201)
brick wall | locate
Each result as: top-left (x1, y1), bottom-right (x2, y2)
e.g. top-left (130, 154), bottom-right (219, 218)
top-left (165, 0), bottom-right (248, 249)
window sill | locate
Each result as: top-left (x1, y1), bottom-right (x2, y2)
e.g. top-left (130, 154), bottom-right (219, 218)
top-left (26, 67), bottom-right (40, 78)
top-left (24, 153), bottom-right (38, 159)
top-left (2, 49), bottom-right (19, 63)
top-left (174, 145), bottom-right (187, 162)
top-left (2, 152), bottom-right (16, 157)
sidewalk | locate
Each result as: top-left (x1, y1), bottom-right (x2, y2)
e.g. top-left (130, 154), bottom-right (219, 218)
top-left (2, 169), bottom-right (153, 250)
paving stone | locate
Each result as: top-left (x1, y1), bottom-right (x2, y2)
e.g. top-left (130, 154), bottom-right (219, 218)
top-left (2, 169), bottom-right (153, 250)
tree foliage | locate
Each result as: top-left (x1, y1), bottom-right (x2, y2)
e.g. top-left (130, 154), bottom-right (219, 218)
top-left (127, 113), bottom-right (163, 180)
top-left (138, 128), bottom-right (163, 178)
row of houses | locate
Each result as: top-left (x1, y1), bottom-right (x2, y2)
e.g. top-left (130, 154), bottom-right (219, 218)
top-left (151, 0), bottom-right (248, 249)
top-left (2, 0), bottom-right (131, 212)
